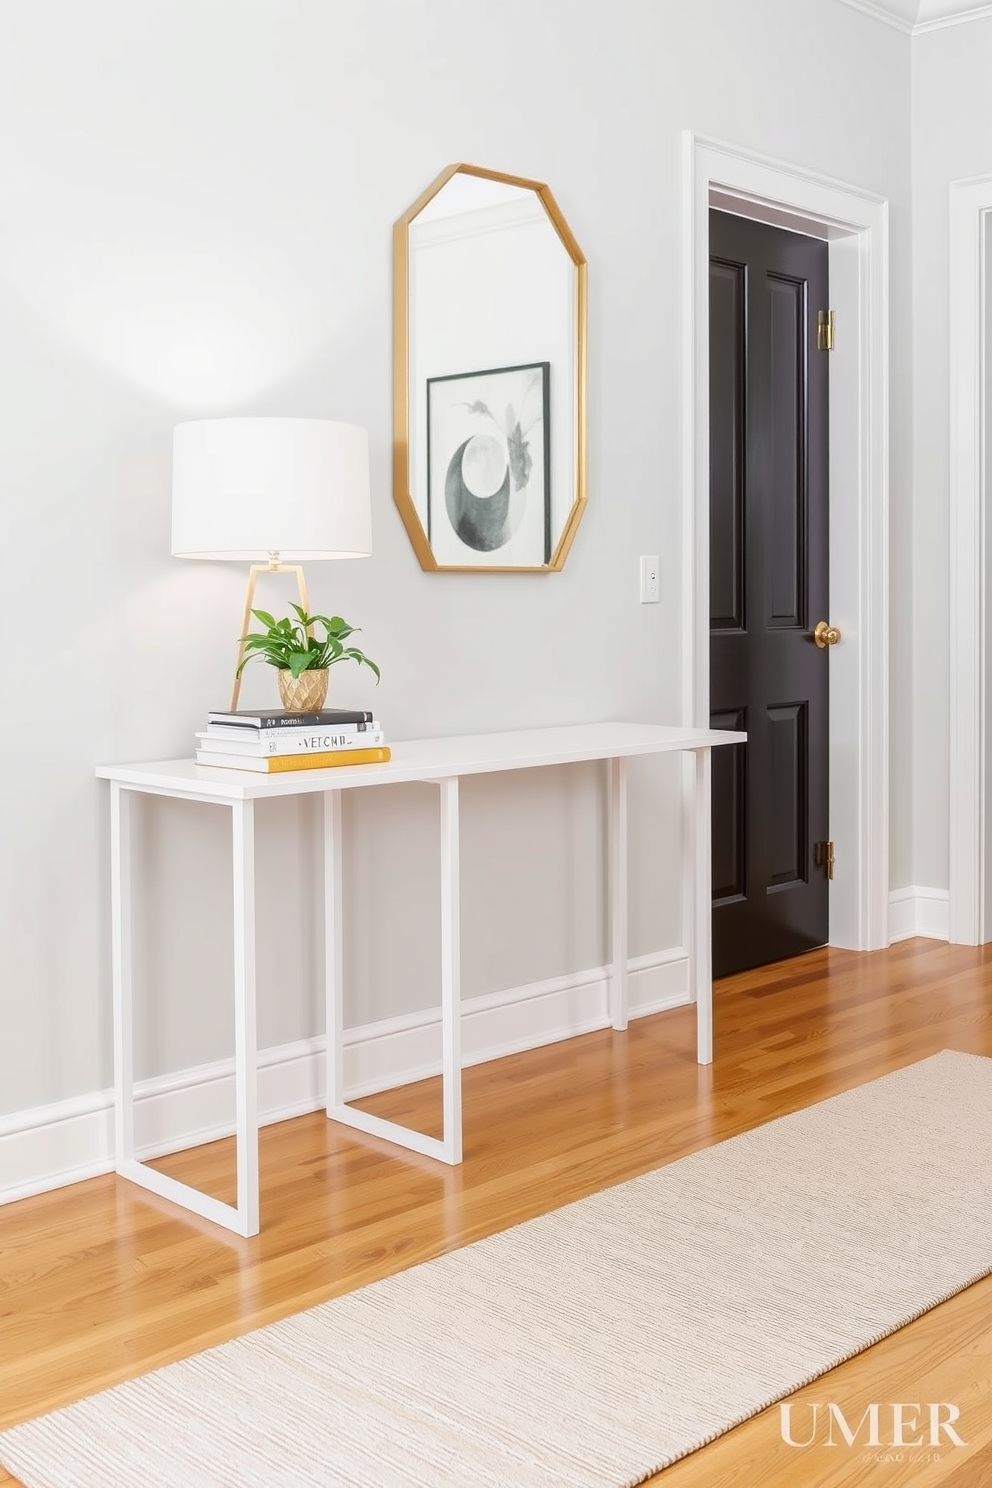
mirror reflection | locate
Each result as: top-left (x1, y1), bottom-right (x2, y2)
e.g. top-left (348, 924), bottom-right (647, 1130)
top-left (393, 164), bottom-right (586, 571)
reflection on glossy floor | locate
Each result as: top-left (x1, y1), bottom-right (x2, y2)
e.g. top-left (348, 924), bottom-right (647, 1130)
top-left (2, 939), bottom-right (992, 1487)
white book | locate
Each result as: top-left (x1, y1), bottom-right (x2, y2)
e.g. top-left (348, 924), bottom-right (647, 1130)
top-left (195, 729), bottom-right (385, 757)
top-left (204, 720), bottom-right (381, 744)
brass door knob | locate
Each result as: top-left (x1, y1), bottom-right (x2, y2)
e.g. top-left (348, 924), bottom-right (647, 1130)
top-left (814, 620), bottom-right (841, 648)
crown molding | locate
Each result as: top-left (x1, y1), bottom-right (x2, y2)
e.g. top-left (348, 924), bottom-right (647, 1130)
top-left (915, 0), bottom-right (992, 30)
top-left (836, 0), bottom-right (992, 32)
top-left (835, 0), bottom-right (916, 32)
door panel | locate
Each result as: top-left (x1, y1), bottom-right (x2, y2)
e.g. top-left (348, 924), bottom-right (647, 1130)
top-left (768, 275), bottom-right (805, 626)
top-left (709, 260), bottom-right (746, 633)
top-left (711, 708), bottom-right (747, 905)
top-left (766, 701), bottom-right (807, 889)
top-left (709, 210), bottom-right (829, 978)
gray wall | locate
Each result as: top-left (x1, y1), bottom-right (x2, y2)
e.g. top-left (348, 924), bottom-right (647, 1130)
top-left (0, 0), bottom-right (913, 1117)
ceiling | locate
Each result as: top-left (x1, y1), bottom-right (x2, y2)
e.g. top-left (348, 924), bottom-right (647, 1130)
top-left (837, 0), bottom-right (992, 30)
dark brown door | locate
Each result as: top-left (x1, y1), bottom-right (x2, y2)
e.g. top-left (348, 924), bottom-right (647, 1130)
top-left (709, 210), bottom-right (829, 978)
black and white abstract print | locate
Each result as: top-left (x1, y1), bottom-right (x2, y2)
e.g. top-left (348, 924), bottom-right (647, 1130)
top-left (427, 362), bottom-right (551, 566)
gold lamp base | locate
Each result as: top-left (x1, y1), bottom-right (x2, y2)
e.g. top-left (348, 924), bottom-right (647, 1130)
top-left (230, 562), bottom-right (311, 712)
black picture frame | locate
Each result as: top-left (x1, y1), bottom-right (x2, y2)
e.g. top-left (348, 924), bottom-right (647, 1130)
top-left (426, 361), bottom-right (551, 566)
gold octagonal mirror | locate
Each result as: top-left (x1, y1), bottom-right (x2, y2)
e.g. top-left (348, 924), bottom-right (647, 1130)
top-left (393, 163), bottom-right (586, 571)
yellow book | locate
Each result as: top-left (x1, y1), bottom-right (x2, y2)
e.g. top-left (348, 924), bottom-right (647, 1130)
top-left (196, 746), bottom-right (391, 773)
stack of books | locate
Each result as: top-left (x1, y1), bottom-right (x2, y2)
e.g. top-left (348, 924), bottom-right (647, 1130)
top-left (194, 707), bottom-right (390, 773)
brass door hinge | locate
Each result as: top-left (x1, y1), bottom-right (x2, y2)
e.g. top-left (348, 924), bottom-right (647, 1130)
top-left (815, 840), bottom-right (835, 880)
top-left (817, 310), bottom-right (835, 352)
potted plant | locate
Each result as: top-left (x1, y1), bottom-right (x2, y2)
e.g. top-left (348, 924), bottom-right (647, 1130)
top-left (236, 603), bottom-right (380, 711)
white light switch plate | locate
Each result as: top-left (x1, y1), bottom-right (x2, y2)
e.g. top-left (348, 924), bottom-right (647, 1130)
top-left (639, 554), bottom-right (660, 604)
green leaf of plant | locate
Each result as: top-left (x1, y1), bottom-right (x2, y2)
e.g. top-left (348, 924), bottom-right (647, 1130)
top-left (235, 607), bottom-right (378, 683)
top-left (287, 650), bottom-right (313, 679)
top-left (339, 648), bottom-right (380, 682)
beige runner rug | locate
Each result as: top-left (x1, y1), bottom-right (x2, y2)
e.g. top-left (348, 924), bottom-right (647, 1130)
top-left (2, 1049), bottom-right (990, 1488)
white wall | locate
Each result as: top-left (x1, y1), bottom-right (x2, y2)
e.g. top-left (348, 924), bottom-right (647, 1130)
top-left (911, 18), bottom-right (992, 892)
top-left (0, 0), bottom-right (912, 1132)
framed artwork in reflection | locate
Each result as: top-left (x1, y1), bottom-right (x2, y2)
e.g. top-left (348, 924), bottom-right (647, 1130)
top-left (426, 361), bottom-right (551, 567)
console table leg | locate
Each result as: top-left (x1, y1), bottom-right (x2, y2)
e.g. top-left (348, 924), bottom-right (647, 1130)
top-left (439, 776), bottom-right (462, 1163)
top-left (609, 756), bottom-right (629, 1030)
top-left (324, 790), bottom-right (344, 1110)
top-left (110, 783), bottom-right (134, 1165)
top-left (324, 783), bottom-right (460, 1167)
top-left (692, 748), bottom-right (713, 1065)
top-left (231, 799), bottom-right (260, 1236)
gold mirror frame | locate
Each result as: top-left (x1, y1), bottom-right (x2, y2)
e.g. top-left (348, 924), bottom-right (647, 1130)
top-left (393, 163), bottom-right (587, 572)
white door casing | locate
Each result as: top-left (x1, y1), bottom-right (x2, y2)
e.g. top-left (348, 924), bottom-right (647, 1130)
top-left (681, 132), bottom-right (890, 952)
top-left (948, 174), bottom-right (992, 944)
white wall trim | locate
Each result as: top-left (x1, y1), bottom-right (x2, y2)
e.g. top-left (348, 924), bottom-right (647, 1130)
top-left (948, 175), bottom-right (992, 944)
top-left (835, 0), bottom-right (992, 32)
top-left (681, 132), bottom-right (890, 952)
top-left (0, 948), bottom-right (688, 1207)
top-left (914, 3), bottom-right (992, 30)
top-left (835, 0), bottom-right (916, 33)
top-left (888, 886), bottom-right (951, 941)
top-left (410, 195), bottom-right (545, 249)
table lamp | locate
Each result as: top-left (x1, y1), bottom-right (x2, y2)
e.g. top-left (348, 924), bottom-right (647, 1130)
top-left (172, 417), bottom-right (373, 710)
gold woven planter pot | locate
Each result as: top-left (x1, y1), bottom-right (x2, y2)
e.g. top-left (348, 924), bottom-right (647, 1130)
top-left (277, 669), bottom-right (329, 712)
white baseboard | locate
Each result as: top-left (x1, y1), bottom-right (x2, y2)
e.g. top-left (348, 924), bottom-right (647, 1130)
top-left (888, 886), bottom-right (950, 943)
top-left (0, 948), bottom-right (689, 1207)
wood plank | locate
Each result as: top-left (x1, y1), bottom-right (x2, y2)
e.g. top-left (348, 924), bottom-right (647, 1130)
top-left (1, 939), bottom-right (990, 1488)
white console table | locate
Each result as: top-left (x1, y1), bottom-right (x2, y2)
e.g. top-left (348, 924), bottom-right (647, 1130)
top-left (96, 721), bottom-right (744, 1236)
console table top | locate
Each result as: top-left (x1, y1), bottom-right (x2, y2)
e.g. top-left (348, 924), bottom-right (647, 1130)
top-left (96, 720), bottom-right (746, 801)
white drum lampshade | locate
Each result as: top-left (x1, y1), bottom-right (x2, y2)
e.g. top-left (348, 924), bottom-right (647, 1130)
top-left (171, 417), bottom-right (374, 710)
top-left (172, 417), bottom-right (372, 561)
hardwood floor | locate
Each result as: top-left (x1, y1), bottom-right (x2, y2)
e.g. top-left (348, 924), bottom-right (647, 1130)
top-left (2, 939), bottom-right (992, 1486)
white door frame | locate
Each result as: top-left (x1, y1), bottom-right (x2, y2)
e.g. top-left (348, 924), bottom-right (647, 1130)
top-left (681, 132), bottom-right (890, 951)
top-left (948, 174), bottom-right (992, 944)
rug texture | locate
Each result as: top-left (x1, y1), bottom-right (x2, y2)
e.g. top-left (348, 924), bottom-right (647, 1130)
top-left (2, 1049), bottom-right (990, 1488)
